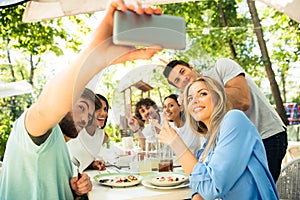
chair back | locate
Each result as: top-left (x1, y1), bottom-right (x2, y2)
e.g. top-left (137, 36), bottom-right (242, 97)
top-left (276, 157), bottom-right (300, 199)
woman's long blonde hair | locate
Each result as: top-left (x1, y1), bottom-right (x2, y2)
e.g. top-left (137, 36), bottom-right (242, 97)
top-left (183, 76), bottom-right (231, 162)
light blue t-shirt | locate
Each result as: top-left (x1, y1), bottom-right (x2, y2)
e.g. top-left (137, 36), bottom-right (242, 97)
top-left (190, 110), bottom-right (279, 200)
top-left (0, 111), bottom-right (74, 200)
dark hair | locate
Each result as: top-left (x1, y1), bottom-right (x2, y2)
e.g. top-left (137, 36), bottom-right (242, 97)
top-left (163, 60), bottom-right (191, 86)
top-left (81, 88), bottom-right (95, 103)
top-left (60, 88), bottom-right (95, 138)
top-left (163, 94), bottom-right (185, 122)
top-left (95, 94), bottom-right (109, 129)
top-left (163, 60), bottom-right (191, 78)
top-left (134, 98), bottom-right (158, 122)
top-left (164, 94), bottom-right (179, 104)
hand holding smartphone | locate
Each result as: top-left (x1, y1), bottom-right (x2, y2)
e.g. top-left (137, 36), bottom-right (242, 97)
top-left (113, 10), bottom-right (186, 50)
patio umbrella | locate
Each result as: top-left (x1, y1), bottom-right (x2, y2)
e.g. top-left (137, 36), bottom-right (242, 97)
top-left (22, 0), bottom-right (200, 22)
top-left (0, 80), bottom-right (33, 98)
top-left (0, 0), bottom-right (29, 8)
top-left (257, 0), bottom-right (300, 23)
top-left (19, 0), bottom-right (300, 23)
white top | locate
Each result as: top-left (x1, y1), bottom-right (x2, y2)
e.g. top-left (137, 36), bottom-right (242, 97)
top-left (169, 122), bottom-right (204, 156)
top-left (67, 128), bottom-right (105, 172)
top-left (203, 58), bottom-right (285, 139)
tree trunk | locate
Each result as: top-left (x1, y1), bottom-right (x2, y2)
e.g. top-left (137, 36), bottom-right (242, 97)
top-left (29, 54), bottom-right (34, 86)
top-left (217, 1), bottom-right (237, 59)
top-left (6, 38), bottom-right (16, 81)
top-left (281, 71), bottom-right (286, 102)
top-left (247, 0), bottom-right (288, 125)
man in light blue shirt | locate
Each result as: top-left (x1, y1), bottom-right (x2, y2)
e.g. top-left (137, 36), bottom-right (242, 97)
top-left (0, 1), bottom-right (162, 199)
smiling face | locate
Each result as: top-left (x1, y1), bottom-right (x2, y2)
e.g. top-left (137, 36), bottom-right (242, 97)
top-left (187, 81), bottom-right (213, 127)
top-left (138, 105), bottom-right (159, 124)
top-left (163, 97), bottom-right (181, 123)
top-left (168, 64), bottom-right (199, 90)
top-left (95, 99), bottom-right (108, 128)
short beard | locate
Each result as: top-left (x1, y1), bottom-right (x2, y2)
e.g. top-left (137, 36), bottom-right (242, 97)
top-left (59, 112), bottom-right (78, 139)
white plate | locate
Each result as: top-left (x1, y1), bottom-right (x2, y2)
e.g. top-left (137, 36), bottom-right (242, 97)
top-left (142, 172), bottom-right (189, 189)
top-left (94, 173), bottom-right (142, 187)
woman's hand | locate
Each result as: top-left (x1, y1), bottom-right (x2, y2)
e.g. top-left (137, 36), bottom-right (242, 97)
top-left (127, 116), bottom-right (140, 132)
top-left (91, 160), bottom-right (106, 171)
top-left (70, 173), bottom-right (92, 196)
top-left (158, 117), bottom-right (179, 146)
top-left (159, 117), bottom-right (198, 175)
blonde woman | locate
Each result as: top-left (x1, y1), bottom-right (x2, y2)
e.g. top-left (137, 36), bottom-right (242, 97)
top-left (158, 76), bottom-right (278, 200)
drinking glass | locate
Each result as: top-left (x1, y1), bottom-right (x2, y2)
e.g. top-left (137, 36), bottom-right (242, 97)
top-left (158, 143), bottom-right (173, 172)
top-left (138, 154), bottom-right (152, 176)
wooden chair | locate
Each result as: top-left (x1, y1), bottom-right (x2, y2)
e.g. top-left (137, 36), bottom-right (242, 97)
top-left (276, 157), bottom-right (300, 199)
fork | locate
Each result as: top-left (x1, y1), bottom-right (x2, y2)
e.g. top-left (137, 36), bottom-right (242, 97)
top-left (71, 157), bottom-right (90, 200)
top-left (71, 157), bottom-right (81, 179)
top-left (106, 161), bottom-right (122, 170)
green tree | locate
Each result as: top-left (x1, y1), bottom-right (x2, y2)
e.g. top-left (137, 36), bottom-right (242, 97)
top-left (0, 3), bottom-right (91, 160)
top-left (265, 10), bottom-right (300, 103)
top-left (247, 0), bottom-right (287, 124)
top-left (160, 1), bottom-right (261, 76)
top-left (160, 0), bottom-right (299, 124)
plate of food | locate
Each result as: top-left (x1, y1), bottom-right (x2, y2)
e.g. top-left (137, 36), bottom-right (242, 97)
top-left (94, 173), bottom-right (142, 187)
top-left (142, 172), bottom-right (189, 189)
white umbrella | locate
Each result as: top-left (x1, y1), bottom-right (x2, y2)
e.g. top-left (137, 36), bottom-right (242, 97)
top-left (22, 0), bottom-right (199, 22)
top-left (0, 0), bottom-right (28, 8)
top-left (257, 0), bottom-right (300, 23)
top-left (0, 80), bottom-right (33, 98)
top-left (21, 0), bottom-right (300, 23)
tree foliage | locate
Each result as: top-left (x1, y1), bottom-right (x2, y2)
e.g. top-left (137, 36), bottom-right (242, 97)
top-left (0, 3), bottom-right (90, 160)
top-left (160, 1), bottom-right (263, 77)
top-left (0, 1), bottom-right (299, 159)
top-left (161, 1), bottom-right (299, 105)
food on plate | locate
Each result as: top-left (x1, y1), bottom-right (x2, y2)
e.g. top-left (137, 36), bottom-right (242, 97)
top-left (151, 174), bottom-right (188, 187)
top-left (99, 175), bottom-right (139, 184)
top-left (94, 173), bottom-right (142, 187)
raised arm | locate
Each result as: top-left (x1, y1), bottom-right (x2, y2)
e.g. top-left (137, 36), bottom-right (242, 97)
top-left (25, 0), bottom-right (162, 137)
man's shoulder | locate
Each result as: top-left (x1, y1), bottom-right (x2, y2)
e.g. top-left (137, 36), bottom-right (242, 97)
top-left (215, 58), bottom-right (242, 70)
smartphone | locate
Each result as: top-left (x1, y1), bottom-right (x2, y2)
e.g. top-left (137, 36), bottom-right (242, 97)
top-left (113, 10), bottom-right (186, 50)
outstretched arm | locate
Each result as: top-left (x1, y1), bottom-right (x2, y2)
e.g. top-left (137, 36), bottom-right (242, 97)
top-left (25, 0), bottom-right (162, 137)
